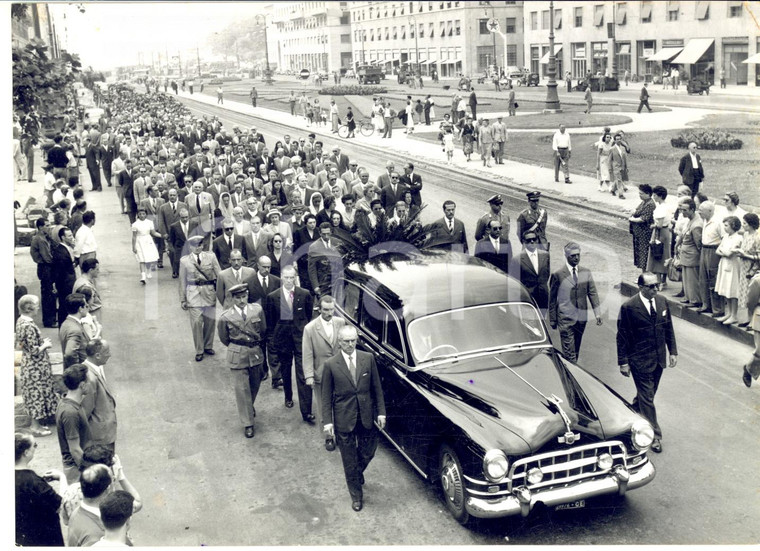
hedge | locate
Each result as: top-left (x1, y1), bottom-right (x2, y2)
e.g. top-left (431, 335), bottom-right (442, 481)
top-left (671, 129), bottom-right (743, 150)
top-left (318, 85), bottom-right (387, 96)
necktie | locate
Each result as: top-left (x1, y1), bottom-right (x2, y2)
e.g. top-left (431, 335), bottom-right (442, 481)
top-left (649, 299), bottom-right (657, 323)
top-left (228, 237), bottom-right (232, 249)
top-left (235, 270), bottom-right (241, 283)
top-left (196, 254), bottom-right (201, 266)
top-left (241, 306), bottom-right (247, 322)
top-left (172, 203), bottom-right (176, 213)
top-left (196, 195), bottom-right (201, 213)
top-left (448, 220), bottom-right (454, 233)
top-left (348, 355), bottom-right (356, 383)
top-left (288, 290), bottom-right (294, 306)
top-left (262, 276), bottom-right (268, 289)
top-left (572, 267), bottom-right (578, 285)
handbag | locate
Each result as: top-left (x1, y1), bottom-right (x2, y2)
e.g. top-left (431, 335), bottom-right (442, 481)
top-left (514, 102), bottom-right (519, 108)
top-left (667, 257), bottom-right (682, 282)
top-left (650, 240), bottom-right (664, 261)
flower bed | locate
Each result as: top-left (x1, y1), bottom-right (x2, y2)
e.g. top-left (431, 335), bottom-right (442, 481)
top-left (318, 85), bottom-right (387, 96)
top-left (671, 129), bottom-right (743, 150)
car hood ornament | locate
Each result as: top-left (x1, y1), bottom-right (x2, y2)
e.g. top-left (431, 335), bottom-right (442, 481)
top-left (494, 356), bottom-right (580, 445)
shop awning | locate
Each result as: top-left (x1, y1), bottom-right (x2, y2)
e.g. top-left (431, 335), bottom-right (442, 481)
top-left (443, 58), bottom-right (461, 64)
top-left (671, 38), bottom-right (714, 64)
top-left (640, 3), bottom-right (652, 20)
top-left (540, 45), bottom-right (563, 64)
top-left (743, 52), bottom-right (760, 64)
top-left (618, 44), bottom-right (631, 55)
top-left (648, 47), bottom-right (683, 61)
top-left (616, 5), bottom-right (627, 25)
top-left (390, 56), bottom-right (401, 62)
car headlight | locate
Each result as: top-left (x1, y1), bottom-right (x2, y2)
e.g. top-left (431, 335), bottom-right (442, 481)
top-left (631, 420), bottom-right (655, 450)
top-left (483, 449), bottom-right (509, 482)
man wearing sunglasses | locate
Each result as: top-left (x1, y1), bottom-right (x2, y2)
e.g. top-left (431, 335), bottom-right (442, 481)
top-left (616, 272), bottom-right (678, 453)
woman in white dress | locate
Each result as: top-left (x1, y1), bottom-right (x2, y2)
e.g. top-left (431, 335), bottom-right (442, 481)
top-left (372, 99), bottom-right (385, 133)
top-left (596, 133), bottom-right (613, 192)
top-left (131, 207), bottom-right (162, 284)
top-left (714, 216), bottom-right (744, 325)
top-left (405, 101), bottom-right (415, 134)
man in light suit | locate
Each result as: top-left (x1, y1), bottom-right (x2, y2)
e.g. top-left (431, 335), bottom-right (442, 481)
top-left (185, 181), bottom-right (216, 247)
top-left (212, 219), bottom-right (246, 270)
top-left (132, 166), bottom-right (151, 205)
top-left (242, 217), bottom-right (273, 269)
top-left (205, 171), bottom-right (229, 206)
top-left (322, 325), bottom-right (386, 512)
top-left (677, 142), bottom-right (705, 197)
top-left (218, 284), bottom-right (267, 439)
top-left (158, 188), bottom-right (187, 277)
top-left (549, 242), bottom-right (603, 363)
top-left (473, 219), bottom-right (511, 272)
top-left (308, 223), bottom-right (343, 298)
top-left (609, 133), bottom-right (629, 199)
top-left (512, 231), bottom-right (551, 311)
top-left (328, 146), bottom-right (350, 174)
top-left (168, 209), bottom-right (198, 279)
top-left (81, 339), bottom-right (117, 450)
top-left (264, 266), bottom-right (314, 421)
top-left (216, 249), bottom-right (257, 309)
top-left (617, 272), bottom-right (678, 453)
top-left (179, 235), bottom-right (222, 362)
top-left (303, 295), bottom-right (346, 451)
top-left (59, 293), bottom-right (90, 369)
top-left (427, 200), bottom-right (469, 254)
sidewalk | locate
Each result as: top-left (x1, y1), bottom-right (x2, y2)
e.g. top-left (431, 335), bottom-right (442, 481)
top-left (177, 88), bottom-right (752, 345)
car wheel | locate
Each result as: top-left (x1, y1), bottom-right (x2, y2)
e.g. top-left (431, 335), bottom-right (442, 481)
top-left (699, 91), bottom-right (704, 95)
top-left (438, 444), bottom-right (470, 525)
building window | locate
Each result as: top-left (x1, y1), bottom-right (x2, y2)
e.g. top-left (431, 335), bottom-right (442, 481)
top-left (667, 1), bottom-right (679, 21)
top-left (477, 45), bottom-right (494, 72)
top-left (455, 20), bottom-right (461, 35)
top-left (447, 20), bottom-right (453, 36)
top-left (594, 4), bottom-right (604, 26)
top-left (506, 17), bottom-right (516, 33)
top-left (640, 2), bottom-right (652, 22)
top-left (440, 21), bottom-right (446, 37)
top-left (479, 19), bottom-right (489, 34)
top-left (592, 41), bottom-right (608, 74)
top-left (616, 3), bottom-right (626, 25)
top-left (386, 27), bottom-right (390, 40)
top-left (428, 1), bottom-right (433, 11)
top-left (728, 1), bottom-right (742, 17)
top-left (419, 23), bottom-right (424, 38)
top-left (401, 25), bottom-right (406, 39)
top-left (340, 14), bottom-right (350, 24)
top-left (574, 6), bottom-right (583, 27)
top-left (371, 29), bottom-right (375, 41)
top-left (554, 9), bottom-right (562, 29)
top-left (530, 11), bottom-right (538, 30)
top-left (572, 42), bottom-right (587, 78)
top-left (696, 1), bottom-right (709, 19)
top-left (429, 22), bottom-right (434, 37)
top-left (410, 24), bottom-right (415, 38)
top-left (507, 44), bottom-right (517, 66)
top-left (401, 4), bottom-right (405, 15)
top-left (341, 33), bottom-right (351, 44)
top-left (393, 26), bottom-right (397, 39)
top-left (542, 10), bottom-right (550, 30)
top-left (530, 45), bottom-right (540, 75)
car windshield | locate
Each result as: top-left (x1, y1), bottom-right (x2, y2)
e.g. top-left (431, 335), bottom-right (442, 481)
top-left (407, 302), bottom-right (547, 364)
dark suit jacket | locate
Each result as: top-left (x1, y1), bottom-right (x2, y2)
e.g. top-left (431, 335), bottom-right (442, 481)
top-left (678, 153), bottom-right (704, 187)
top-left (380, 183), bottom-right (410, 215)
top-left (157, 200), bottom-right (187, 236)
top-left (118, 170), bottom-right (137, 213)
top-left (474, 236), bottom-right (512, 272)
top-left (307, 238), bottom-right (342, 293)
top-left (616, 294), bottom-right (677, 373)
top-left (264, 286), bottom-right (314, 350)
top-left (321, 350), bottom-right (386, 433)
top-left (51, 243), bottom-right (76, 296)
top-left (188, 161), bottom-right (209, 182)
top-left (427, 217), bottom-right (469, 254)
top-left (256, 155), bottom-right (276, 176)
top-left (549, 265), bottom-right (601, 328)
top-left (399, 173), bottom-right (423, 206)
top-left (247, 272), bottom-right (281, 305)
top-left (168, 219), bottom-right (199, 257)
top-left (512, 249), bottom-right (551, 309)
top-left (328, 153), bottom-right (350, 174)
top-left (212, 233), bottom-right (246, 270)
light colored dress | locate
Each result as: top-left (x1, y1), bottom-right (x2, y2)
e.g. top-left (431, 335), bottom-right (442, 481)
top-left (597, 141), bottom-right (612, 181)
top-left (132, 218), bottom-right (159, 263)
top-left (714, 232), bottom-right (743, 299)
top-left (372, 103), bottom-right (385, 131)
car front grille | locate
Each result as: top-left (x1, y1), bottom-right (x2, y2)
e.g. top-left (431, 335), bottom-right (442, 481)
top-left (508, 441), bottom-right (628, 492)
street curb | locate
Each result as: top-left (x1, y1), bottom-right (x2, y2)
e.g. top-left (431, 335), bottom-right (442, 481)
top-left (619, 281), bottom-right (752, 346)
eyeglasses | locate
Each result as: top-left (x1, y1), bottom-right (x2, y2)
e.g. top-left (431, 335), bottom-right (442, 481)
top-left (224, 227), bottom-right (235, 232)
top-left (391, 177), bottom-right (399, 180)
top-left (641, 283), bottom-right (660, 290)
top-left (525, 238), bottom-right (538, 243)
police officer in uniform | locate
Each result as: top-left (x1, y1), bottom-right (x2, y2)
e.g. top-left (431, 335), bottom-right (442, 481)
top-left (179, 235), bottom-right (222, 362)
top-left (516, 191), bottom-right (549, 250)
top-left (218, 284), bottom-right (267, 439)
top-left (474, 194), bottom-right (510, 242)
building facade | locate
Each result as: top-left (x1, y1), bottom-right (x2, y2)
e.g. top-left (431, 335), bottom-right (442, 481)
top-left (270, 2), bottom-right (353, 73)
top-left (349, 1), bottom-right (525, 77)
top-left (522, 1), bottom-right (759, 86)
top-left (11, 4), bottom-right (60, 57)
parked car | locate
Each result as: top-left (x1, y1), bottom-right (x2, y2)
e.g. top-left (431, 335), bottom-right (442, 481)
top-left (208, 78), bottom-right (224, 85)
top-left (685, 77), bottom-right (711, 95)
top-left (575, 76), bottom-right (620, 92)
top-left (357, 65), bottom-right (384, 84)
top-left (333, 252), bottom-right (656, 525)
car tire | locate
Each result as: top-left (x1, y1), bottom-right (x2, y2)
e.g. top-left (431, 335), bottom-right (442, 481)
top-left (438, 444), bottom-right (470, 525)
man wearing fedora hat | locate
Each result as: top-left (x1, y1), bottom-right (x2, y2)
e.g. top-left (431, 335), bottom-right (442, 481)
top-left (218, 284), bottom-right (267, 439)
top-left (517, 191), bottom-right (549, 251)
top-left (475, 194), bottom-right (510, 242)
top-left (179, 235), bottom-right (222, 362)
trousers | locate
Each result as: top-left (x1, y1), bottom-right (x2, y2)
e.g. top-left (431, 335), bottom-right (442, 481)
top-left (554, 148), bottom-right (570, 181)
top-left (276, 342), bottom-right (310, 418)
top-left (37, 264), bottom-right (57, 327)
top-left (187, 305), bottom-right (215, 354)
top-left (336, 421), bottom-right (378, 501)
top-left (558, 321), bottom-right (586, 362)
top-left (699, 247), bottom-right (722, 312)
top-left (230, 363), bottom-right (264, 427)
top-left (682, 265), bottom-right (701, 304)
top-left (631, 365), bottom-right (664, 439)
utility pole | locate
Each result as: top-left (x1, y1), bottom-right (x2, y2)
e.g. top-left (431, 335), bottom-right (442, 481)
top-left (196, 46), bottom-right (201, 77)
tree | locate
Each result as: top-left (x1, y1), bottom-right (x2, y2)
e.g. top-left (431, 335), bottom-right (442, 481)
top-left (12, 40), bottom-right (81, 143)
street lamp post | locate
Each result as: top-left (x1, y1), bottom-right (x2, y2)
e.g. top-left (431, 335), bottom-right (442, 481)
top-left (255, 14), bottom-right (273, 85)
top-left (543, 0), bottom-right (562, 112)
top-left (409, 16), bottom-right (420, 79)
top-left (320, 35), bottom-right (328, 73)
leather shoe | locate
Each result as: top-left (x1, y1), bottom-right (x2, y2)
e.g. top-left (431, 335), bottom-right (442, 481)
top-left (743, 367), bottom-right (753, 388)
top-left (351, 500), bottom-right (363, 512)
top-left (244, 426), bottom-right (254, 438)
top-left (696, 307), bottom-right (712, 314)
top-left (687, 302), bottom-right (702, 309)
top-left (272, 379), bottom-right (283, 390)
top-left (651, 439), bottom-right (662, 453)
top-left (195, 354), bottom-right (204, 362)
top-left (711, 311), bottom-right (725, 318)
top-left (285, 400), bottom-right (294, 408)
top-left (325, 438), bottom-right (336, 451)
top-left (261, 371), bottom-right (269, 381)
top-left (674, 291), bottom-right (685, 298)
top-left (360, 473), bottom-right (365, 485)
top-left (172, 273), bottom-right (179, 279)
top-left (204, 349), bottom-right (215, 355)
top-left (303, 414), bottom-right (316, 424)
top-left (679, 298), bottom-right (692, 304)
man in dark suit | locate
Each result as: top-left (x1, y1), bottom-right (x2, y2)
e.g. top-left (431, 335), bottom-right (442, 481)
top-left (187, 151), bottom-right (209, 182)
top-left (616, 272), bottom-right (678, 453)
top-left (248, 256), bottom-right (282, 387)
top-left (255, 147), bottom-right (276, 177)
top-left (469, 87), bottom-right (478, 120)
top-left (218, 284), bottom-right (268, 439)
top-left (375, 161), bottom-right (395, 196)
top-left (168, 209), bottom-right (199, 279)
top-left (59, 293), bottom-right (90, 369)
top-left (548, 242), bottom-right (603, 363)
top-left (158, 188), bottom-right (187, 276)
top-left (81, 338), bottom-right (117, 450)
top-left (118, 159), bottom-right (138, 224)
top-left (322, 325), bottom-right (386, 512)
top-left (677, 142), bottom-right (705, 197)
top-left (52, 227), bottom-right (78, 325)
top-left (512, 231), bottom-right (550, 310)
top-left (83, 137), bottom-right (102, 191)
top-left (399, 162), bottom-right (423, 207)
top-left (212, 220), bottom-right (246, 270)
top-left (328, 146), bottom-right (350, 174)
top-left (264, 266), bottom-right (314, 421)
top-left (473, 219), bottom-right (511, 272)
top-left (307, 223), bottom-right (343, 298)
top-left (427, 200), bottom-right (469, 253)
top-left (637, 82), bottom-right (653, 113)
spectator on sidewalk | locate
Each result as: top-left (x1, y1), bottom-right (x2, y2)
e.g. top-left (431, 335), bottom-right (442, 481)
top-left (584, 87), bottom-right (593, 114)
top-left (628, 185), bottom-right (656, 271)
top-left (638, 82), bottom-right (653, 113)
top-left (30, 218), bottom-right (58, 327)
top-left (736, 213), bottom-right (760, 326)
top-left (647, 186), bottom-right (673, 288)
top-left (56, 363), bottom-right (92, 483)
top-left (678, 142), bottom-right (705, 197)
top-left (508, 88), bottom-right (516, 116)
top-left (492, 116), bottom-right (507, 164)
top-left (676, 198), bottom-right (704, 308)
top-left (551, 124), bottom-right (572, 184)
top-left (696, 201), bottom-right (724, 315)
top-left (743, 272), bottom-right (760, 387)
top-left (477, 118), bottom-right (494, 168)
top-left (74, 210), bottom-right (98, 263)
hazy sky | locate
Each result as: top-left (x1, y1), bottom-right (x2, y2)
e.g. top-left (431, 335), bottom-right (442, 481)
top-left (47, 2), bottom-right (269, 70)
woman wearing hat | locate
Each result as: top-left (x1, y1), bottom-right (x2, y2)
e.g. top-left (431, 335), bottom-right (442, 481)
top-left (132, 206), bottom-right (162, 284)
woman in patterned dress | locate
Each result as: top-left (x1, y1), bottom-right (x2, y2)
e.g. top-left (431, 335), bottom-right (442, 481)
top-left (646, 186), bottom-right (672, 287)
top-left (628, 184), bottom-right (656, 271)
top-left (15, 295), bottom-right (58, 436)
top-left (736, 213), bottom-right (760, 327)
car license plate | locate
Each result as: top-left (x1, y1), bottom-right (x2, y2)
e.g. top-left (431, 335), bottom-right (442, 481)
top-left (555, 500), bottom-right (585, 511)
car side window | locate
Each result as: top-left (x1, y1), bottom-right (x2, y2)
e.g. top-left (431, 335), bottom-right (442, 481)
top-left (384, 312), bottom-right (404, 359)
top-left (339, 281), bottom-right (360, 322)
top-left (360, 292), bottom-right (383, 339)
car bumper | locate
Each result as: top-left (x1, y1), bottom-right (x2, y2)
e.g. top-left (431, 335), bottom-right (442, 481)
top-left (465, 461), bottom-right (656, 519)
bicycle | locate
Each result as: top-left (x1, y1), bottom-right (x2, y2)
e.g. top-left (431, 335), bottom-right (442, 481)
top-left (338, 117), bottom-right (374, 138)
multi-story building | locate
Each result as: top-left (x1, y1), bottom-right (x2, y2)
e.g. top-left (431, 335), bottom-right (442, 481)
top-left (11, 4), bottom-right (60, 57)
top-left (270, 2), bottom-right (353, 73)
top-left (522, 1), bottom-right (759, 87)
top-left (349, 1), bottom-right (525, 77)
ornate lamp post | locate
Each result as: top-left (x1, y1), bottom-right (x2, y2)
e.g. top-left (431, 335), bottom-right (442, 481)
top-left (254, 14), bottom-right (273, 85)
top-left (543, 0), bottom-right (561, 112)
top-left (320, 35), bottom-right (328, 73)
